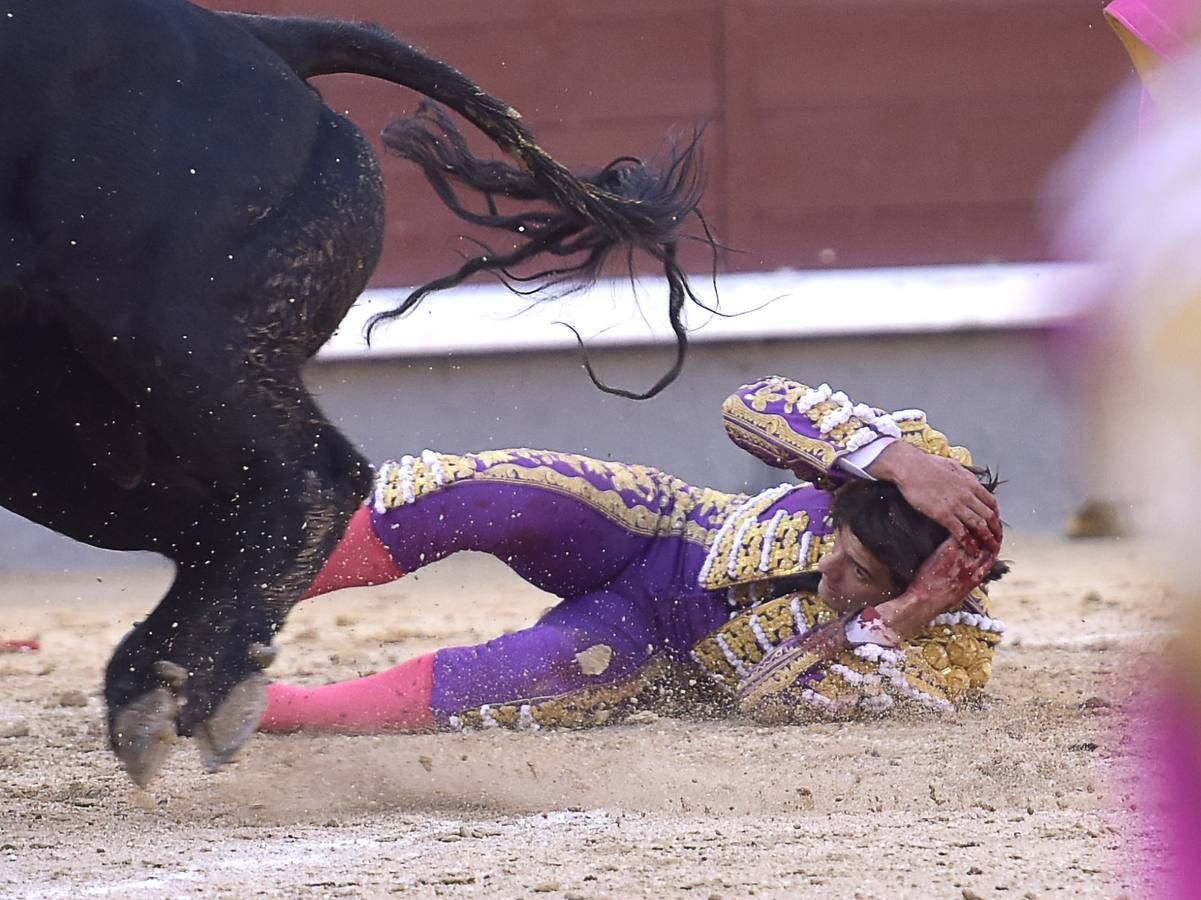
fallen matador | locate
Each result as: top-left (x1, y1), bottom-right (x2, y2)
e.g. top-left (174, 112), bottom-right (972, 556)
top-left (260, 376), bottom-right (1007, 732)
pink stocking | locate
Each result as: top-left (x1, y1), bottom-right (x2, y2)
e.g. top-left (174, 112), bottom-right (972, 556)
top-left (259, 652), bottom-right (436, 733)
top-left (304, 506), bottom-right (404, 599)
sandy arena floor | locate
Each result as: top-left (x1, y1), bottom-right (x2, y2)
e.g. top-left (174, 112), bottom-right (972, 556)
top-left (0, 533), bottom-right (1168, 898)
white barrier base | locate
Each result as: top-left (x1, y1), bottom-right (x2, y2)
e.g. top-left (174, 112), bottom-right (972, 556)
top-left (317, 262), bottom-right (1101, 361)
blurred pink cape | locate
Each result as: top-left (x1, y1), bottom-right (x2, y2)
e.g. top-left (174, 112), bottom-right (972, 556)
top-left (1105, 0), bottom-right (1198, 126)
top-left (1106, 0), bottom-right (1195, 58)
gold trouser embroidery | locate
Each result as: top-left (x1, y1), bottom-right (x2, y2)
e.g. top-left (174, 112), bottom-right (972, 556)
top-left (449, 655), bottom-right (673, 730)
top-left (376, 449), bottom-right (742, 549)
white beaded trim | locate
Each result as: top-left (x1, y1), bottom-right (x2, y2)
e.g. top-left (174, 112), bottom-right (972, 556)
top-left (799, 688), bottom-right (859, 715)
top-left (518, 704), bottom-right (540, 731)
top-left (852, 644), bottom-right (902, 666)
top-left (801, 687), bottom-right (835, 708)
top-left (874, 414), bottom-right (902, 439)
top-left (397, 454), bottom-right (416, 504)
top-left (860, 693), bottom-right (895, 712)
top-left (715, 634), bottom-right (749, 679)
top-left (758, 510), bottom-right (788, 572)
top-left (789, 595), bottom-right (809, 637)
top-left (479, 704), bottom-right (499, 728)
top-left (830, 663), bottom-right (882, 688)
top-left (697, 483), bottom-right (797, 589)
top-left (845, 426), bottom-right (879, 453)
top-left (698, 498), bottom-right (755, 588)
top-left (931, 611), bottom-right (1007, 634)
top-left (793, 382), bottom-right (833, 414)
top-left (448, 714), bottom-right (463, 731)
top-left (797, 531), bottom-right (813, 569)
top-left (749, 615), bottom-right (774, 654)
top-left (373, 451), bottom-right (449, 513)
top-left (877, 660), bottom-right (952, 710)
top-left (727, 516), bottom-right (758, 578)
top-left (818, 396), bottom-right (854, 435)
top-left (890, 408), bottom-right (927, 423)
top-left (420, 449), bottom-right (446, 488)
top-left (372, 460), bottom-right (398, 513)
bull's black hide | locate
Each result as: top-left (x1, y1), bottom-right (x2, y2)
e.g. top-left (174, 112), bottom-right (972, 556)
top-left (0, 0), bottom-right (703, 784)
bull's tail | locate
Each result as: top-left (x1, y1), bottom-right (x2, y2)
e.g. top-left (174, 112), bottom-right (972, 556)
top-left (223, 13), bottom-right (708, 399)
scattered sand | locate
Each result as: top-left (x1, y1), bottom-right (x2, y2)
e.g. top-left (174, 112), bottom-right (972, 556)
top-left (0, 534), bottom-right (1165, 897)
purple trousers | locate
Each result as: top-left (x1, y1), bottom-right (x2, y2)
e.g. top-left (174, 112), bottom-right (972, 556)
top-left (369, 450), bottom-right (736, 720)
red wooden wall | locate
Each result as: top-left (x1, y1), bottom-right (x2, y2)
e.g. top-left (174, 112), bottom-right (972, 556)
top-left (203, 1), bottom-right (1132, 287)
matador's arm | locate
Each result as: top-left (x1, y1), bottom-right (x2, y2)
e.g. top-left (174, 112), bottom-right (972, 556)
top-left (722, 375), bottom-right (1000, 549)
top-left (721, 375), bottom-right (973, 486)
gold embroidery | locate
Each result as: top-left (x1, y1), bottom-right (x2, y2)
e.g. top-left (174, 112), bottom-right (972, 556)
top-left (692, 592), bottom-right (837, 688)
top-left (723, 405), bottom-right (840, 473)
top-left (377, 449), bottom-right (744, 549)
top-left (722, 509), bottom-right (812, 591)
top-left (450, 655), bottom-right (671, 730)
top-left (376, 453), bottom-right (477, 508)
top-left (767, 515), bottom-right (803, 572)
top-left (691, 640), bottom-right (735, 686)
top-left (410, 459), bottom-right (440, 499)
top-left (724, 381), bottom-right (881, 477)
top-left (742, 379), bottom-right (810, 413)
top-left (726, 380), bottom-right (976, 485)
top-left (704, 518), bottom-right (835, 593)
top-left (755, 600), bottom-right (802, 645)
top-left (897, 421), bottom-right (973, 468)
top-left (699, 490), bottom-right (832, 591)
top-left (477, 460), bottom-right (732, 547)
top-left (810, 532), bottom-right (836, 570)
top-left (695, 591), bottom-right (1001, 718)
top-left (968, 587), bottom-right (992, 615)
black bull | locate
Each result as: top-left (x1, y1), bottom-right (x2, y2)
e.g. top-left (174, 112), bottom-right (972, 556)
top-left (0, 0), bottom-right (704, 784)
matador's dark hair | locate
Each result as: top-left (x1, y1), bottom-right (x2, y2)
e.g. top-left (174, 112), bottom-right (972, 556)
top-left (831, 467), bottom-right (1010, 591)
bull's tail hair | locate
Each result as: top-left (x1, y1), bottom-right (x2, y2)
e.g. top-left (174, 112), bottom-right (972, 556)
top-left (372, 103), bottom-right (704, 398)
top-left (220, 13), bottom-right (710, 399)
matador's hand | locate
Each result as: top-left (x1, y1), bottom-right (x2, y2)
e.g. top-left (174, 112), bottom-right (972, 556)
top-left (874, 535), bottom-right (998, 641)
top-left (866, 441), bottom-right (1002, 551)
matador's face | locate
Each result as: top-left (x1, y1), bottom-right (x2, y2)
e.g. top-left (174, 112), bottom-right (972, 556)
top-left (816, 525), bottom-right (901, 612)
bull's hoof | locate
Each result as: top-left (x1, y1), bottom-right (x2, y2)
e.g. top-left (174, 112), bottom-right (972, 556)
top-left (111, 686), bottom-right (179, 788)
top-left (154, 659), bottom-right (189, 690)
top-left (193, 671), bottom-right (269, 772)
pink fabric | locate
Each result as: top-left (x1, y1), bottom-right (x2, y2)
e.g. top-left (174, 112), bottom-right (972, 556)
top-left (1098, 8), bottom-right (1201, 892)
top-left (1149, 684), bottom-right (1201, 899)
top-left (1105, 0), bottom-right (1197, 130)
top-left (1106, 0), bottom-right (1195, 59)
top-left (302, 505), bottom-right (404, 600)
top-left (260, 652), bottom-right (436, 733)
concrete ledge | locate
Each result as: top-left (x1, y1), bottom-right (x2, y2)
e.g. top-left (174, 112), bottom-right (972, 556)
top-left (318, 262), bottom-right (1099, 361)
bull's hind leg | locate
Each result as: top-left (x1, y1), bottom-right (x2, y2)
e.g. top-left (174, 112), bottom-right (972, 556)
top-left (97, 111), bottom-right (382, 783)
top-left (179, 407), bottom-right (370, 770)
top-left (98, 368), bottom-right (372, 781)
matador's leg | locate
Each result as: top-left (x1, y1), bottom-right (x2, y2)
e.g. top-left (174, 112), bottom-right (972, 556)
top-left (261, 586), bottom-right (663, 733)
top-left (305, 450), bottom-right (690, 600)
